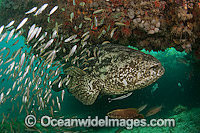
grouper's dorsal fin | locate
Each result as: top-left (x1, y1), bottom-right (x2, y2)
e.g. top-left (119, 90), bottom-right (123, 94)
top-left (65, 66), bottom-right (103, 105)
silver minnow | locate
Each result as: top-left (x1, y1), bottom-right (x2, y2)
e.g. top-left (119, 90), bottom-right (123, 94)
top-left (35, 27), bottom-right (42, 39)
top-left (43, 39), bottom-right (54, 50)
top-left (25, 7), bottom-right (37, 15)
top-left (49, 6), bottom-right (58, 16)
top-left (5, 20), bottom-right (15, 28)
top-left (68, 45), bottom-right (77, 57)
top-left (0, 32), bottom-right (7, 42)
top-left (0, 25), bottom-right (4, 35)
top-left (16, 18), bottom-right (29, 30)
top-left (27, 27), bottom-right (39, 42)
top-left (27, 24), bottom-right (36, 40)
top-left (108, 92), bottom-right (133, 103)
top-left (64, 34), bottom-right (77, 43)
top-left (20, 53), bottom-right (25, 68)
top-left (7, 29), bottom-right (15, 43)
top-left (34, 4), bottom-right (48, 16)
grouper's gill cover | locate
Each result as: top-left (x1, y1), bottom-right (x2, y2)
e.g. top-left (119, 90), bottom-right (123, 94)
top-left (52, 45), bottom-right (165, 105)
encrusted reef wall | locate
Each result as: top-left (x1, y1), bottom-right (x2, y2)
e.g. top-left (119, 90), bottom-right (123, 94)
top-left (0, 0), bottom-right (200, 60)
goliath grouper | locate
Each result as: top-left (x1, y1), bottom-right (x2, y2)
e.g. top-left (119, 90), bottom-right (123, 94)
top-left (52, 44), bottom-right (165, 105)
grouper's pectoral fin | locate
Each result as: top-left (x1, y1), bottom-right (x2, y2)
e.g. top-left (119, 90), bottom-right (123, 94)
top-left (65, 66), bottom-right (103, 105)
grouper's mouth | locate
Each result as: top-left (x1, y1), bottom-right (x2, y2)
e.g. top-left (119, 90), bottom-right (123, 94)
top-left (141, 63), bottom-right (165, 87)
top-left (158, 66), bottom-right (165, 77)
top-left (148, 63), bottom-right (165, 78)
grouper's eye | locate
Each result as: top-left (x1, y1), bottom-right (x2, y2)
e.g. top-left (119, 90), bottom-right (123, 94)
top-left (150, 64), bottom-right (160, 70)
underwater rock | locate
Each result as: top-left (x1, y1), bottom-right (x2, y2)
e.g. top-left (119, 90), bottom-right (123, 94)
top-left (127, 9), bottom-right (135, 19)
top-left (173, 105), bottom-right (188, 114)
top-left (1, 0), bottom-right (200, 59)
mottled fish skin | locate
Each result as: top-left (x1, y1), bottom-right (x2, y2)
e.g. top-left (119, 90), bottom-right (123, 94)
top-left (52, 44), bottom-right (165, 105)
top-left (91, 45), bottom-right (165, 95)
top-left (63, 67), bottom-right (104, 105)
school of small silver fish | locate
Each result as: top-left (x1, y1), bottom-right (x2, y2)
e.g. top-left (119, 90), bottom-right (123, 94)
top-left (0, 3), bottom-right (125, 129)
top-left (0, 4), bottom-right (75, 128)
top-left (0, 2), bottom-right (165, 131)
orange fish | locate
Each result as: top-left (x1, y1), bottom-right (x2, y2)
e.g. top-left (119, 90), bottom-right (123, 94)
top-left (146, 105), bottom-right (162, 117)
top-left (107, 108), bottom-right (144, 119)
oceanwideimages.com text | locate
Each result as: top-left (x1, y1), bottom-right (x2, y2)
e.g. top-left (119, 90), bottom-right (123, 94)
top-left (25, 115), bottom-right (176, 129)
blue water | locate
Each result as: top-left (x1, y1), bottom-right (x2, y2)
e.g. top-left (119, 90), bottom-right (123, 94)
top-left (0, 31), bottom-right (200, 132)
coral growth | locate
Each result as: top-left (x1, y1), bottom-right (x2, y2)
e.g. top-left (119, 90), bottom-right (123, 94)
top-left (1, 0), bottom-right (200, 59)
